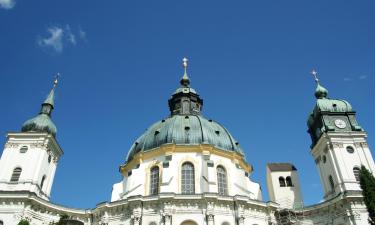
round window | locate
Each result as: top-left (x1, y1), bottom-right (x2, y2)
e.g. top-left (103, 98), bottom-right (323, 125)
top-left (346, 146), bottom-right (355, 154)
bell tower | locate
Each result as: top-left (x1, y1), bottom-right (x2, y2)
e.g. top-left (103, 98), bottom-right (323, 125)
top-left (307, 70), bottom-right (375, 200)
top-left (0, 77), bottom-right (63, 200)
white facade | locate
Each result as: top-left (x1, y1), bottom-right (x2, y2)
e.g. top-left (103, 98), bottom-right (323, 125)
top-left (112, 149), bottom-right (262, 202)
top-left (266, 164), bottom-right (303, 210)
top-left (0, 133), bottom-right (63, 201)
top-left (311, 131), bottom-right (375, 201)
top-left (0, 71), bottom-right (375, 225)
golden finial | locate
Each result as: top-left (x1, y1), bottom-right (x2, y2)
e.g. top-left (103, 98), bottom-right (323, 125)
top-left (180, 57), bottom-right (190, 86)
top-left (182, 57), bottom-right (188, 76)
top-left (311, 69), bottom-right (319, 84)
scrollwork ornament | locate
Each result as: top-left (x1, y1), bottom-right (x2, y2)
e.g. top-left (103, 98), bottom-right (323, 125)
top-left (332, 142), bottom-right (344, 148)
top-left (207, 214), bottom-right (214, 221)
top-left (354, 143), bottom-right (361, 148)
top-left (361, 142), bottom-right (368, 148)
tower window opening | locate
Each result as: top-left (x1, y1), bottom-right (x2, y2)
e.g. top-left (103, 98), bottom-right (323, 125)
top-left (20, 146), bottom-right (28, 153)
top-left (10, 167), bottom-right (22, 182)
top-left (322, 155), bottom-right (327, 163)
top-left (149, 166), bottom-right (159, 195)
top-left (328, 175), bottom-right (335, 192)
top-left (279, 177), bottom-right (286, 187)
top-left (48, 155), bottom-right (52, 163)
top-left (181, 162), bottom-right (195, 194)
top-left (286, 176), bottom-right (293, 187)
top-left (353, 167), bottom-right (361, 182)
top-left (40, 175), bottom-right (46, 189)
top-left (217, 166), bottom-right (228, 195)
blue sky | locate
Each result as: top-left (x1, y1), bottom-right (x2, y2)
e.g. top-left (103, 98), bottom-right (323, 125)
top-left (0, 0), bottom-right (374, 208)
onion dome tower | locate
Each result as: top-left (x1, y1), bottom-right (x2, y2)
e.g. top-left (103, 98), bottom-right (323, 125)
top-left (306, 70), bottom-right (374, 201)
top-left (21, 77), bottom-right (59, 137)
top-left (0, 75), bottom-right (63, 200)
top-left (113, 59), bottom-right (261, 202)
top-left (307, 70), bottom-right (362, 147)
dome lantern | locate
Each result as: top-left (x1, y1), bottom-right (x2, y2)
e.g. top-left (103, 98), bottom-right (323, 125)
top-left (168, 58), bottom-right (203, 115)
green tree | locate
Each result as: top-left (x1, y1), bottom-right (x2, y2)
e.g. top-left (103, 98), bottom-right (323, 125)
top-left (17, 219), bottom-right (30, 225)
top-left (360, 165), bottom-right (375, 225)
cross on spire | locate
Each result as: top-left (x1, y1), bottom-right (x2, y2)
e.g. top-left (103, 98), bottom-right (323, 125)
top-left (311, 69), bottom-right (319, 83)
top-left (54, 73), bottom-right (60, 87)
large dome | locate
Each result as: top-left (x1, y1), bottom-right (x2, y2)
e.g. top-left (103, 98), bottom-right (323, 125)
top-left (126, 59), bottom-right (244, 163)
top-left (126, 114), bottom-right (243, 162)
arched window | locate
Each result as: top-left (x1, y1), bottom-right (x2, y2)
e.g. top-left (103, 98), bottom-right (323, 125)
top-left (279, 177), bottom-right (286, 187)
top-left (217, 166), bottom-right (228, 195)
top-left (286, 176), bottom-right (293, 187)
top-left (181, 221), bottom-right (198, 225)
top-left (40, 175), bottom-right (46, 189)
top-left (353, 167), bottom-right (361, 182)
top-left (10, 167), bottom-right (22, 182)
top-left (149, 166), bottom-right (159, 195)
top-left (0, 220), bottom-right (3, 225)
top-left (181, 162), bottom-right (195, 194)
top-left (328, 175), bottom-right (335, 192)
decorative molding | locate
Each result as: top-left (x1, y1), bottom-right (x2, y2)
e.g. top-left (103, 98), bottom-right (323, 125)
top-left (361, 142), bottom-right (368, 148)
top-left (332, 142), bottom-right (344, 148)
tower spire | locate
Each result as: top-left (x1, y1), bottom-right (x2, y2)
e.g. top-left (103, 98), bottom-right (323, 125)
top-left (310, 69), bottom-right (328, 99)
top-left (44, 73), bottom-right (59, 107)
top-left (180, 57), bottom-right (190, 86)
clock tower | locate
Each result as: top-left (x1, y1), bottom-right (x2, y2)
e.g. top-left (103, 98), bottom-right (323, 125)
top-left (307, 71), bottom-right (375, 200)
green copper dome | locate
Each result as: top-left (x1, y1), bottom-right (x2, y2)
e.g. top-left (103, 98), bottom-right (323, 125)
top-left (22, 114), bottom-right (57, 137)
top-left (126, 59), bottom-right (243, 162)
top-left (126, 115), bottom-right (243, 162)
top-left (21, 79), bottom-right (58, 137)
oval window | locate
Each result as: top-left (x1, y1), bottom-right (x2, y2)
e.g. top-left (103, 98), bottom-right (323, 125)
top-left (346, 146), bottom-right (355, 154)
top-left (20, 146), bottom-right (28, 153)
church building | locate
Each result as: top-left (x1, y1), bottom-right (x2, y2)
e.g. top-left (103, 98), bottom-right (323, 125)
top-left (0, 59), bottom-right (374, 225)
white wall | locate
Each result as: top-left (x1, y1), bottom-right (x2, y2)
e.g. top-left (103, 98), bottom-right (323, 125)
top-left (112, 151), bottom-right (261, 201)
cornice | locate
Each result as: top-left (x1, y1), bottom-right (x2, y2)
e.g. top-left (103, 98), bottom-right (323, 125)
top-left (119, 144), bottom-right (252, 175)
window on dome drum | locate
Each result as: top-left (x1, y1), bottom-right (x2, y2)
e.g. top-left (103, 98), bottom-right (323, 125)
top-left (286, 176), bottom-right (293, 187)
top-left (181, 162), bottom-right (195, 194)
top-left (353, 167), bottom-right (361, 182)
top-left (40, 175), bottom-right (46, 189)
top-left (217, 166), bottom-right (228, 195)
top-left (19, 146), bottom-right (28, 153)
top-left (279, 177), bottom-right (286, 187)
top-left (149, 166), bottom-right (159, 195)
top-left (10, 167), bottom-right (22, 182)
top-left (328, 175), bottom-right (335, 192)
